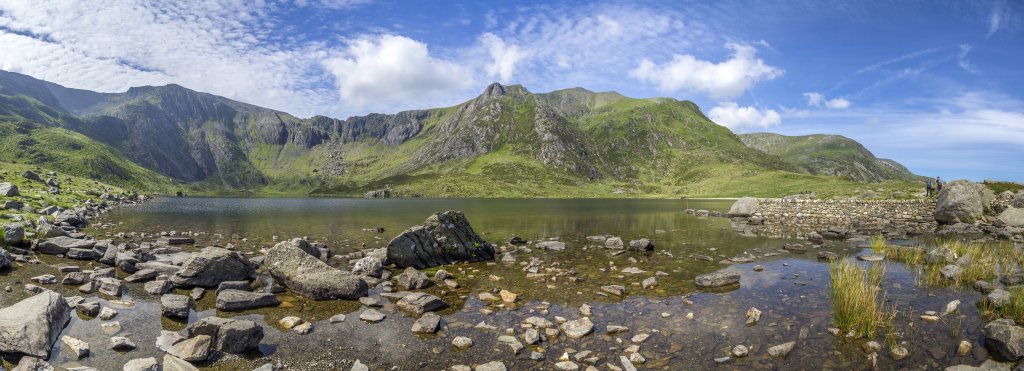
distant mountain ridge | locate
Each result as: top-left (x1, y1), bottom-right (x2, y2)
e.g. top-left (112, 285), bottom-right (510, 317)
top-left (738, 132), bottom-right (919, 182)
top-left (0, 69), bottom-right (920, 197)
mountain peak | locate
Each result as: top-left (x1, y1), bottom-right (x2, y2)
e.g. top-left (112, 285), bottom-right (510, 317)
top-left (480, 82), bottom-right (529, 99)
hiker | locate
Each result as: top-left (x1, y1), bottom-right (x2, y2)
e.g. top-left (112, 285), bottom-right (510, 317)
top-left (936, 177), bottom-right (943, 193)
top-left (926, 179), bottom-right (933, 196)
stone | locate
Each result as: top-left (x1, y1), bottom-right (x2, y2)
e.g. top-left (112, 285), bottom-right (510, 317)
top-left (65, 248), bottom-right (95, 260)
top-left (163, 354), bottom-right (200, 371)
top-left (632, 333), bottom-right (650, 343)
top-left (0, 291), bottom-right (71, 357)
top-left (987, 289), bottom-right (1013, 308)
top-left (536, 241), bottom-right (566, 250)
top-left (396, 267), bottom-right (432, 290)
top-left (857, 253), bottom-right (885, 262)
top-left (926, 247), bottom-right (958, 264)
top-left (944, 360), bottom-right (1013, 371)
top-left (37, 237), bottom-right (95, 255)
top-left (601, 285), bottom-right (627, 296)
top-left (983, 319), bottom-right (1024, 361)
top-left (746, 307), bottom-right (762, 325)
top-left (110, 336), bottom-right (137, 351)
top-left (168, 335), bottom-right (212, 361)
top-left (160, 294), bottom-right (193, 319)
top-left (330, 314), bottom-right (347, 323)
top-left (0, 249), bottom-right (11, 270)
top-left (554, 361), bottom-right (579, 371)
top-left (628, 239), bottom-right (654, 251)
top-left (941, 265), bottom-right (963, 280)
top-left (452, 336), bottom-right (473, 349)
top-left (522, 328), bottom-right (541, 344)
top-left (61, 335), bottom-right (89, 358)
top-left (266, 238), bottom-right (368, 300)
top-left (76, 301), bottom-right (101, 317)
top-left (124, 269), bottom-right (158, 283)
top-left (604, 237), bottom-right (625, 249)
top-left (36, 223), bottom-right (67, 239)
top-left (396, 292), bottom-right (448, 315)
top-left (386, 211), bottom-right (496, 269)
top-left (935, 180), bottom-right (994, 224)
top-left (115, 252), bottom-right (140, 273)
top-left (561, 317), bottom-right (594, 339)
top-left (411, 312), bottom-right (441, 334)
top-left (728, 197), bottom-right (759, 216)
top-left (642, 277), bottom-right (657, 289)
top-left (99, 307), bottom-right (118, 320)
top-left (732, 344), bottom-right (748, 357)
top-left (768, 341), bottom-right (796, 358)
top-left (0, 182), bottom-right (19, 196)
top-left (215, 290), bottom-right (281, 311)
top-left (498, 335), bottom-right (524, 354)
top-left (12, 357), bottom-right (53, 371)
top-left (499, 289), bottom-right (518, 303)
top-left (695, 271), bottom-right (740, 288)
top-left (475, 361), bottom-right (506, 371)
top-left (998, 207), bottom-right (1024, 227)
top-left (62, 272), bottom-right (88, 285)
top-left (185, 316), bottom-right (264, 353)
top-left (279, 317), bottom-right (303, 329)
top-left (122, 357), bottom-right (158, 371)
top-left (350, 360), bottom-right (369, 371)
top-left (145, 280), bottom-right (172, 295)
top-left (525, 316), bottom-right (555, 328)
top-left (170, 247), bottom-right (256, 288)
top-left (2, 223), bottom-right (25, 245)
top-left (359, 309), bottom-right (386, 322)
top-left (292, 322), bottom-right (313, 334)
top-left (351, 256), bottom-right (384, 277)
top-left (216, 280), bottom-right (251, 293)
top-left (958, 340), bottom-right (973, 356)
top-left (862, 340), bottom-right (882, 353)
top-left (807, 231), bottom-right (825, 244)
top-left (890, 345), bottom-right (909, 360)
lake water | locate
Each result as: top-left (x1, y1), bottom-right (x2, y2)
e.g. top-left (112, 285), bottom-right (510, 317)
top-left (0, 197), bottom-right (1003, 370)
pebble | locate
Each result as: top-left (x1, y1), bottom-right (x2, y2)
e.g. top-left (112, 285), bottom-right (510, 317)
top-left (452, 336), bottom-right (473, 349)
top-left (732, 344), bottom-right (748, 357)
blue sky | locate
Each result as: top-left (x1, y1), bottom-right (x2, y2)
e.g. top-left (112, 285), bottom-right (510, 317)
top-left (0, 0), bottom-right (1021, 181)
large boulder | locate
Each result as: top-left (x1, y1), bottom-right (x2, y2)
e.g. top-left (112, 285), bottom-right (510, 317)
top-left (0, 291), bottom-right (72, 357)
top-left (0, 182), bottom-right (19, 197)
top-left (186, 316), bottom-right (264, 353)
top-left (169, 247), bottom-right (256, 288)
top-left (1012, 192), bottom-right (1024, 208)
top-left (983, 319), bottom-right (1024, 361)
top-left (728, 197), bottom-right (760, 217)
top-left (386, 211), bottom-right (496, 269)
top-left (997, 207), bottom-right (1024, 227)
top-left (351, 256), bottom-right (383, 278)
top-left (935, 180), bottom-right (994, 224)
top-left (36, 223), bottom-right (67, 238)
top-left (3, 223), bottom-right (25, 245)
top-left (0, 249), bottom-right (12, 270)
top-left (396, 292), bottom-right (448, 315)
top-left (215, 290), bottom-right (281, 311)
top-left (265, 239), bottom-right (367, 300)
top-left (36, 237), bottom-right (95, 255)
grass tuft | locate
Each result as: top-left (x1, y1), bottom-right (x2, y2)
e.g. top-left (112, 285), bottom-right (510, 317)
top-left (829, 259), bottom-right (887, 338)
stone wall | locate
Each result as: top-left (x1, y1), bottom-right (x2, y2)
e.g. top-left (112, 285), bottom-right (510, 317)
top-left (740, 198), bottom-right (937, 237)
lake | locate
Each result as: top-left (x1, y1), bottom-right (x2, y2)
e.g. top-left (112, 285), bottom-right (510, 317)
top-left (1, 197), bottom-right (1000, 370)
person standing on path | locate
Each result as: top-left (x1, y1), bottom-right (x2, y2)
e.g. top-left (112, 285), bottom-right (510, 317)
top-left (926, 179), bottom-right (933, 197)
top-left (936, 177), bottom-right (943, 193)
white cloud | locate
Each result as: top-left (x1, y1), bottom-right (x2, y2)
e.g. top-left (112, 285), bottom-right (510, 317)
top-left (958, 44), bottom-right (979, 74)
top-left (630, 43), bottom-right (783, 99)
top-left (708, 102), bottom-right (781, 131)
top-left (803, 91), bottom-right (850, 109)
top-left (480, 33), bottom-right (528, 82)
top-left (321, 35), bottom-right (475, 111)
top-left (988, 0), bottom-right (1006, 37)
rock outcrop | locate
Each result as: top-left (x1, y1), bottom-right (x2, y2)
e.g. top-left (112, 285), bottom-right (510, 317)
top-left (0, 291), bottom-right (72, 357)
top-left (935, 180), bottom-right (994, 224)
top-left (387, 211), bottom-right (496, 269)
top-left (265, 238), bottom-right (368, 300)
top-left (728, 197), bottom-right (759, 217)
top-left (169, 247), bottom-right (256, 288)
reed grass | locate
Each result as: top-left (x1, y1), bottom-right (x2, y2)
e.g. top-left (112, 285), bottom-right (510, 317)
top-left (829, 259), bottom-right (887, 338)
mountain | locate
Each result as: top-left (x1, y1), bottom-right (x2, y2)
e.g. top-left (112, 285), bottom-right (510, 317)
top-left (0, 69), bottom-right (920, 197)
top-left (737, 132), bottom-right (919, 182)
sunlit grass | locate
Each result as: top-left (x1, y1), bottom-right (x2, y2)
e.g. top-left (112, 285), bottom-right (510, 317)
top-left (877, 237), bottom-right (1020, 288)
top-left (829, 259), bottom-right (888, 338)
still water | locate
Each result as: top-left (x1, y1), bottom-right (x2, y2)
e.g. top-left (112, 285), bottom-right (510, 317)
top-left (0, 197), bottom-right (1000, 370)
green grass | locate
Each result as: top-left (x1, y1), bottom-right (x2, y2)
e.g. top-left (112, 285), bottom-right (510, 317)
top-left (983, 180), bottom-right (1024, 194)
top-left (829, 259), bottom-right (889, 338)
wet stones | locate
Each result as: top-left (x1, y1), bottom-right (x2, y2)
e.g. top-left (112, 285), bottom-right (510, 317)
top-left (160, 294), bottom-right (193, 319)
top-left (604, 237), bottom-right (624, 250)
top-left (945, 300), bottom-right (963, 317)
top-left (351, 256), bottom-right (384, 278)
top-left (695, 271), bottom-right (740, 288)
top-left (169, 246), bottom-right (256, 288)
top-left (536, 241), bottom-right (566, 250)
top-left (265, 238), bottom-right (368, 300)
top-left (396, 267), bottom-right (431, 290)
top-left (359, 309), bottom-right (386, 322)
top-left (745, 307), bottom-right (762, 326)
top-left (0, 291), bottom-right (72, 357)
top-left (958, 340), bottom-right (973, 356)
top-left (475, 361), bottom-right (506, 371)
top-left (857, 252), bottom-right (885, 262)
top-left (642, 277), bottom-right (657, 289)
top-left (628, 238), bottom-right (654, 251)
top-left (768, 341), bottom-right (796, 358)
top-left (452, 336), bottom-right (474, 349)
top-left (498, 335), bottom-right (524, 354)
top-left (940, 265), bottom-right (963, 280)
top-left (96, 277), bottom-right (123, 297)
top-left (986, 289), bottom-right (1013, 308)
top-left (732, 344), bottom-right (748, 358)
top-left (279, 316), bottom-right (304, 329)
top-left (396, 292), bottom-right (448, 315)
top-left (560, 317), bottom-right (594, 339)
top-left (37, 236), bottom-right (94, 255)
top-left (600, 285), bottom-right (626, 296)
top-left (983, 319), bottom-right (1024, 361)
top-left (145, 280), bottom-right (173, 295)
top-left (889, 345), bottom-right (909, 360)
top-left (386, 211), bottom-right (496, 269)
top-left (411, 312), bottom-right (441, 334)
top-left (110, 336), bottom-right (137, 351)
top-left (123, 357), bottom-right (158, 371)
top-left (3, 223), bottom-right (25, 246)
top-left (817, 251), bottom-right (838, 261)
top-left (186, 317), bottom-right (264, 353)
top-left (807, 231), bottom-right (825, 244)
top-left (926, 247), bottom-right (957, 265)
top-left (499, 289), bottom-right (518, 303)
top-left (215, 290), bottom-right (281, 311)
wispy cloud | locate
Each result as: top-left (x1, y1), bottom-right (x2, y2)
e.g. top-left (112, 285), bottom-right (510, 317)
top-left (803, 92), bottom-right (851, 109)
top-left (856, 47), bottom-right (943, 74)
top-left (958, 44), bottom-right (979, 74)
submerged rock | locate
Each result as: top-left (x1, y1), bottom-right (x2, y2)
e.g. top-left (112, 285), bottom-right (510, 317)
top-left (386, 211), bottom-right (496, 269)
top-left (396, 292), bottom-right (448, 315)
top-left (396, 267), bottom-right (431, 290)
top-left (265, 238), bottom-right (367, 300)
top-left (216, 290), bottom-right (281, 311)
top-left (0, 291), bottom-right (72, 357)
top-left (695, 271), bottom-right (740, 288)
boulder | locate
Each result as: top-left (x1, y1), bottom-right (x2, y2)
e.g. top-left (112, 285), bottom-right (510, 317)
top-left (161, 294), bottom-right (193, 319)
top-left (940, 265), bottom-right (963, 280)
top-left (266, 238), bottom-right (367, 300)
top-left (695, 271), bottom-right (741, 288)
top-left (535, 241), bottom-right (566, 250)
top-left (983, 319), bottom-right (1024, 361)
top-left (186, 316), bottom-right (264, 353)
top-left (163, 354), bottom-right (200, 371)
top-left (0, 249), bottom-right (11, 270)
top-left (95, 277), bottom-right (123, 297)
top-left (35, 223), bottom-right (67, 238)
top-left (123, 357), bottom-right (159, 371)
top-left (386, 211), bottom-right (496, 269)
top-left (3, 223), bottom-right (25, 245)
top-left (935, 180), bottom-right (994, 224)
top-left (12, 357), bottom-right (53, 371)
top-left (115, 252), bottom-right (140, 273)
top-left (604, 237), bottom-right (624, 249)
top-left (926, 247), bottom-right (957, 264)
top-left (629, 239), bottom-right (655, 251)
top-left (0, 291), bottom-right (71, 357)
top-left (0, 182), bottom-right (18, 197)
top-left (998, 207), bottom-right (1024, 227)
top-left (216, 281), bottom-right (252, 293)
top-left (728, 197), bottom-right (759, 217)
top-left (560, 317), bottom-right (594, 339)
top-left (145, 280), bottom-right (173, 295)
top-left (396, 267), bottom-right (431, 290)
top-left (396, 292), bottom-right (448, 315)
top-left (36, 237), bottom-right (95, 255)
top-left (411, 312), bottom-right (441, 334)
top-left (807, 232), bottom-right (825, 244)
top-left (216, 290), bottom-right (281, 311)
top-left (65, 248), bottom-right (95, 260)
top-left (169, 247), bottom-right (256, 288)
top-left (351, 256), bottom-right (383, 277)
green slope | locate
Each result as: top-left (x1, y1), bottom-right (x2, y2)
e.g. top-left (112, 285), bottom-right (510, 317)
top-left (738, 132), bottom-right (920, 182)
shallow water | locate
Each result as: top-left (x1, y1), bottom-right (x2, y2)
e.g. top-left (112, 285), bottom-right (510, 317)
top-left (0, 197), bottom-right (1010, 370)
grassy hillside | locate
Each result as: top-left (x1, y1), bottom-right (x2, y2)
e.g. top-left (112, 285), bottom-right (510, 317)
top-left (0, 162), bottom-right (133, 227)
top-left (738, 132), bottom-right (920, 182)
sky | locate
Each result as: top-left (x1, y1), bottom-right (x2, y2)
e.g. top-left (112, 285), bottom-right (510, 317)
top-left (0, 0), bottom-right (1022, 181)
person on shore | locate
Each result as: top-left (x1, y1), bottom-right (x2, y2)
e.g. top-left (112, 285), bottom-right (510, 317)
top-left (926, 179), bottom-right (933, 196)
